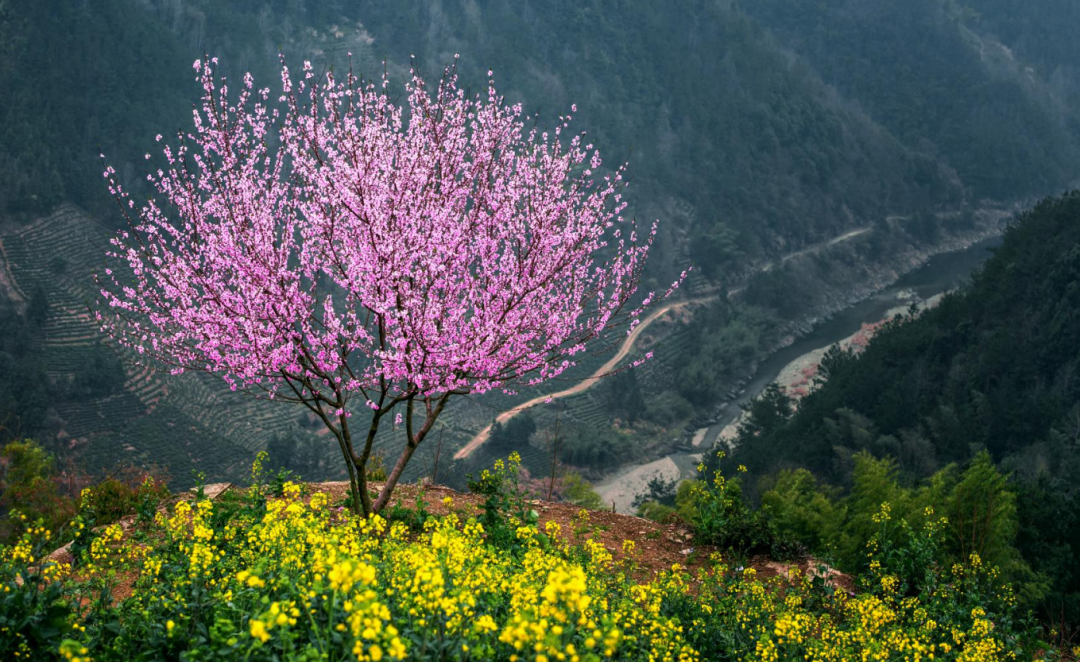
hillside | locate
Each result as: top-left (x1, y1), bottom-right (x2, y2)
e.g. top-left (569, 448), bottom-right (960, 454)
top-left (1, 0), bottom-right (1079, 494)
top-left (723, 191), bottom-right (1080, 627)
top-left (743, 0), bottom-right (1080, 200)
top-left (0, 451), bottom-right (1053, 661)
top-left (1, 2), bottom-right (1078, 658)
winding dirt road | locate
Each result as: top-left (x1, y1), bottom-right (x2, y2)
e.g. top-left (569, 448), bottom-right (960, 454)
top-left (454, 219), bottom-right (902, 461)
top-left (453, 297), bottom-right (711, 460)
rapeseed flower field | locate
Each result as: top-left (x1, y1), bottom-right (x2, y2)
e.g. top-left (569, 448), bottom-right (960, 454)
top-left (0, 456), bottom-right (1058, 661)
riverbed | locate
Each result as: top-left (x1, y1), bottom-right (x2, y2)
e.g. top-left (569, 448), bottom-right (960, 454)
top-left (594, 236), bottom-right (1003, 513)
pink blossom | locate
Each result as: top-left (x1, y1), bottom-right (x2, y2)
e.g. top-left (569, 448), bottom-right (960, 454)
top-left (96, 56), bottom-right (681, 514)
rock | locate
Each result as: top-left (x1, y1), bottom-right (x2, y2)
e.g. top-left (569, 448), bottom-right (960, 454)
top-left (47, 541), bottom-right (74, 566)
top-left (193, 482), bottom-right (232, 500)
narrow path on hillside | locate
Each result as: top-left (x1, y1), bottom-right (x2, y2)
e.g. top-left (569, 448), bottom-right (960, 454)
top-left (453, 296), bottom-right (713, 459)
top-left (779, 225), bottom-right (871, 265)
top-left (455, 221), bottom-right (887, 461)
top-left (725, 225), bottom-right (876, 297)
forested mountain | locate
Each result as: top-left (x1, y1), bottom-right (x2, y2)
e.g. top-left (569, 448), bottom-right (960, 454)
top-left (724, 191), bottom-right (1080, 626)
top-left (1, 0), bottom-right (1079, 488)
top-left (965, 0), bottom-right (1080, 104)
top-left (5, 0), bottom-right (1074, 253)
top-left (742, 0), bottom-right (1080, 200)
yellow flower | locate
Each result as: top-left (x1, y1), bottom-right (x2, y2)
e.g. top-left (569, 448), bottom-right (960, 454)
top-left (249, 619), bottom-right (270, 643)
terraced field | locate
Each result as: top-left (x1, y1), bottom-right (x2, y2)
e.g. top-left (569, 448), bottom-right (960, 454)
top-left (0, 206), bottom-right (313, 487)
top-left (1, 204), bottom-right (709, 490)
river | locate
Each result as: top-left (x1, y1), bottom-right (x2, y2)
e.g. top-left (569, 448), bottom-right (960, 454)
top-left (595, 236), bottom-right (1004, 512)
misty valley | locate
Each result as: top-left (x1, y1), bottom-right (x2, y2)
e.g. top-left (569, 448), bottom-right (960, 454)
top-left (1, 1), bottom-right (1079, 660)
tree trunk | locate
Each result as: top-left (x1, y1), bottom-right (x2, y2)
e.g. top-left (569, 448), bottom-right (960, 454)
top-left (372, 439), bottom-right (419, 513)
top-left (371, 393), bottom-right (452, 513)
top-left (333, 428), bottom-right (363, 516)
top-left (338, 411), bottom-right (372, 516)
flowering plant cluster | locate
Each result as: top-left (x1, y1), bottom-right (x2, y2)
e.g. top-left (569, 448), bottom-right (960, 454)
top-left (0, 457), bottom-right (1059, 662)
top-left (96, 56), bottom-right (681, 516)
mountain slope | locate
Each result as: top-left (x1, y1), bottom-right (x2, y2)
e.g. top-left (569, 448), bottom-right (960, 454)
top-left (726, 191), bottom-right (1080, 624)
top-left (741, 0), bottom-right (1080, 200)
top-left (1, 0), bottom-right (1079, 491)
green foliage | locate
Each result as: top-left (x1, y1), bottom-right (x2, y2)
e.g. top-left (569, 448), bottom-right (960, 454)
top-left (678, 458), bottom-right (803, 561)
top-left (0, 439), bottom-right (73, 542)
top-left (383, 490), bottom-right (432, 534)
top-left (760, 469), bottom-right (841, 554)
top-left (856, 507), bottom-right (1037, 658)
top-left (0, 526), bottom-right (75, 657)
top-left (760, 451), bottom-right (1032, 582)
top-left (943, 451), bottom-right (1022, 575)
top-left (0, 438), bottom-right (54, 492)
top-left (466, 453), bottom-right (541, 552)
top-left (636, 500), bottom-right (679, 524)
top-left (0, 438), bottom-right (175, 563)
top-left (864, 503), bottom-right (945, 597)
top-left (835, 453), bottom-right (915, 568)
top-left (78, 474), bottom-right (169, 527)
top-left (728, 192), bottom-right (1080, 627)
top-left (559, 471), bottom-right (604, 510)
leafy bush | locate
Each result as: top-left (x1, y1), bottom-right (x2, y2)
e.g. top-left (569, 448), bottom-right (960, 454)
top-left (760, 468), bottom-right (842, 553)
top-left (0, 525), bottom-right (74, 657)
top-left (559, 471), bottom-right (604, 510)
top-left (0, 439), bottom-right (76, 543)
top-left (678, 455), bottom-right (804, 561)
top-left (636, 500), bottom-right (679, 524)
top-left (466, 452), bottom-right (540, 552)
top-left (758, 451), bottom-right (1041, 601)
top-left (77, 474), bottom-right (170, 526)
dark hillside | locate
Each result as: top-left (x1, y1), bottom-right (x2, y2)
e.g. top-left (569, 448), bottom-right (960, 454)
top-left (726, 191), bottom-right (1080, 624)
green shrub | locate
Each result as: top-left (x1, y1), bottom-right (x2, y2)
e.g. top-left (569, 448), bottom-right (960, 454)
top-left (679, 455), bottom-right (803, 560)
top-left (0, 525), bottom-right (75, 656)
top-left (636, 500), bottom-right (679, 524)
top-left (466, 453), bottom-right (541, 552)
top-left (760, 468), bottom-right (842, 554)
top-left (0, 440), bottom-right (75, 543)
top-left (559, 471), bottom-right (604, 510)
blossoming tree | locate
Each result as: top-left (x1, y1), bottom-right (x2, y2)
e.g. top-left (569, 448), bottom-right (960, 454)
top-left (97, 56), bottom-right (677, 515)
